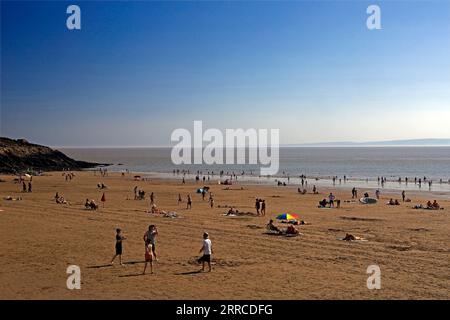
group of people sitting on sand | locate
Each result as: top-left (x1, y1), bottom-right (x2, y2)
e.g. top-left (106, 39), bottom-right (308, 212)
top-left (97, 183), bottom-right (107, 189)
top-left (54, 192), bottom-right (68, 204)
top-left (266, 219), bottom-right (299, 235)
top-left (298, 185), bottom-right (318, 195)
top-left (85, 198), bottom-right (99, 210)
top-left (387, 198), bottom-right (401, 206)
top-left (413, 200), bottom-right (442, 210)
top-left (318, 193), bottom-right (340, 208)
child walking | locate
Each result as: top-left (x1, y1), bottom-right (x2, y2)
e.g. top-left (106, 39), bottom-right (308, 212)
top-left (143, 243), bottom-right (154, 274)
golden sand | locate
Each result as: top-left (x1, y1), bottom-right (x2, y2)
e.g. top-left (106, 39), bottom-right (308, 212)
top-left (0, 172), bottom-right (449, 299)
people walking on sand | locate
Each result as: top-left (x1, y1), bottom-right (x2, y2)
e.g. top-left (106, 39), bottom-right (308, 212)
top-left (143, 242), bottom-right (154, 274)
top-left (178, 193), bottom-right (182, 205)
top-left (198, 232), bottom-right (212, 272)
top-left (187, 194), bottom-right (192, 209)
top-left (255, 198), bottom-right (260, 215)
top-left (402, 190), bottom-right (406, 202)
top-left (143, 225), bottom-right (158, 261)
top-left (261, 200), bottom-right (266, 215)
top-left (111, 228), bottom-right (126, 266)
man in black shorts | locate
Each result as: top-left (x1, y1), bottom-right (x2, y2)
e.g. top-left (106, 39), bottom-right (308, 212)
top-left (198, 232), bottom-right (212, 272)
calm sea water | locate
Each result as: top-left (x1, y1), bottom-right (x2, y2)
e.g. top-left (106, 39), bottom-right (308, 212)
top-left (60, 147), bottom-right (450, 193)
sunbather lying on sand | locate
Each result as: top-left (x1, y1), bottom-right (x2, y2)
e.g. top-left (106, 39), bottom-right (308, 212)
top-left (226, 207), bottom-right (237, 215)
top-left (224, 208), bottom-right (255, 216)
top-left (3, 196), bottom-right (22, 201)
top-left (149, 204), bottom-right (167, 214)
top-left (285, 225), bottom-right (299, 235)
top-left (280, 219), bottom-right (308, 225)
top-left (342, 233), bottom-right (366, 241)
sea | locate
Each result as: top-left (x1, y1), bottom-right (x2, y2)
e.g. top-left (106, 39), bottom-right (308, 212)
top-left (60, 147), bottom-right (450, 194)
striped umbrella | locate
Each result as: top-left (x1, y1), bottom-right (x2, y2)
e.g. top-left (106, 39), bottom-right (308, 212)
top-left (276, 213), bottom-right (299, 220)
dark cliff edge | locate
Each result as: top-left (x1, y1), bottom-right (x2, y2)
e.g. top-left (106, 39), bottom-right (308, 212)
top-left (0, 137), bottom-right (105, 174)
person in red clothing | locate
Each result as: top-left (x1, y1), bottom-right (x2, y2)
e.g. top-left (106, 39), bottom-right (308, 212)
top-left (101, 192), bottom-right (106, 207)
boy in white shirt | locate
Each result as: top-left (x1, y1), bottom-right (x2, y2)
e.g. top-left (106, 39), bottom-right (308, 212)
top-left (198, 232), bottom-right (213, 272)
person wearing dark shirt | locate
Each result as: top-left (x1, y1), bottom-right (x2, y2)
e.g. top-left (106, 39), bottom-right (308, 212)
top-left (111, 228), bottom-right (126, 266)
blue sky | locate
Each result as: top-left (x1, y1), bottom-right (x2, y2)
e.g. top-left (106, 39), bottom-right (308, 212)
top-left (1, 0), bottom-right (449, 147)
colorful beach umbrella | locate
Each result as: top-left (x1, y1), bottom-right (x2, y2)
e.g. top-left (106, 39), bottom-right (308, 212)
top-left (276, 213), bottom-right (299, 220)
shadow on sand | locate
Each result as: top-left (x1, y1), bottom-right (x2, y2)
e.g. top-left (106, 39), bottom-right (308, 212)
top-left (87, 260), bottom-right (145, 269)
top-left (119, 273), bottom-right (148, 278)
top-left (86, 264), bottom-right (113, 269)
top-left (176, 270), bottom-right (202, 276)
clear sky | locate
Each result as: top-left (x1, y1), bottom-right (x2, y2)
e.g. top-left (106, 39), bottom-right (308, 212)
top-left (1, 0), bottom-right (449, 147)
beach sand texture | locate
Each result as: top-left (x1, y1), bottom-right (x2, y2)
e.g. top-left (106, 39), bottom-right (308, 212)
top-left (0, 172), bottom-right (449, 299)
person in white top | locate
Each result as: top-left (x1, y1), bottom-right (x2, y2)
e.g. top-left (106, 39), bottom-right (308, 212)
top-left (198, 232), bottom-right (213, 272)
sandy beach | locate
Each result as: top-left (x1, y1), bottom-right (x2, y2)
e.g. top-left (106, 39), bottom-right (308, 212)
top-left (0, 171), bottom-right (449, 300)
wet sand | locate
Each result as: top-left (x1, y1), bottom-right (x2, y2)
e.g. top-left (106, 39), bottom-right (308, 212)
top-left (0, 171), bottom-right (449, 299)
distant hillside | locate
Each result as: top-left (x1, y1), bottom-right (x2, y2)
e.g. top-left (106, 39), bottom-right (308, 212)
top-left (288, 139), bottom-right (450, 147)
top-left (0, 137), bottom-right (101, 174)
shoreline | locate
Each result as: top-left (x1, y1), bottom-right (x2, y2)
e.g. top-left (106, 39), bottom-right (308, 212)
top-left (97, 170), bottom-right (450, 199)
